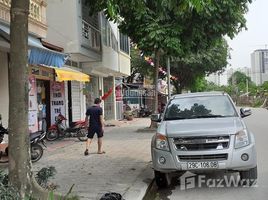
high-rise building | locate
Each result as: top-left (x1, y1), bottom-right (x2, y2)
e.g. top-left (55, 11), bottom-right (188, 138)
top-left (251, 49), bottom-right (268, 86)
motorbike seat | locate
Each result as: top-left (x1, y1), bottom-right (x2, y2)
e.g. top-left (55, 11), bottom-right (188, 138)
top-left (30, 131), bottom-right (43, 140)
top-left (69, 121), bottom-right (85, 128)
top-left (69, 122), bottom-right (77, 128)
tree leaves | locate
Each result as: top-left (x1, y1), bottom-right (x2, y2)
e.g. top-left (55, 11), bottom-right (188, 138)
top-left (86, 0), bottom-right (252, 93)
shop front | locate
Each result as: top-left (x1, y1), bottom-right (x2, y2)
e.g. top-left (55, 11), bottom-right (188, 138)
top-left (28, 65), bottom-right (55, 133)
top-left (28, 65), bottom-right (89, 133)
top-left (103, 76), bottom-right (115, 120)
top-left (115, 78), bottom-right (123, 120)
top-left (0, 23), bottom-right (90, 131)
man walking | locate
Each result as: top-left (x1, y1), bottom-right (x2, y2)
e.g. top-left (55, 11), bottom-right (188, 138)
top-left (84, 98), bottom-right (105, 156)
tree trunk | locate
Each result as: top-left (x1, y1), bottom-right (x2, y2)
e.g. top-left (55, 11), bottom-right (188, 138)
top-left (8, 1), bottom-right (55, 199)
top-left (149, 49), bottom-right (160, 129)
top-left (154, 49), bottom-right (160, 114)
top-left (173, 80), bottom-right (182, 94)
top-left (9, 1), bottom-right (32, 198)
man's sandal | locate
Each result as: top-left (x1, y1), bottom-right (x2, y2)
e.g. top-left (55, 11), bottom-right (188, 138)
top-left (84, 149), bottom-right (89, 156)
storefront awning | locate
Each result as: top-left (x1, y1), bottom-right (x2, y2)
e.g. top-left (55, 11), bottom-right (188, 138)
top-left (54, 67), bottom-right (90, 82)
top-left (28, 47), bottom-right (67, 68)
top-left (0, 24), bottom-right (68, 68)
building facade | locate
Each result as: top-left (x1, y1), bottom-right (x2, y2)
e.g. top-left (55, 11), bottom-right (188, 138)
top-left (0, 0), bottom-right (131, 132)
top-left (251, 49), bottom-right (268, 86)
top-left (0, 0), bottom-right (90, 132)
top-left (45, 0), bottom-right (130, 121)
top-left (0, 0), bottom-right (55, 129)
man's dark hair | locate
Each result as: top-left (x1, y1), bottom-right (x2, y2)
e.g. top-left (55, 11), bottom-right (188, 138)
top-left (94, 98), bottom-right (102, 104)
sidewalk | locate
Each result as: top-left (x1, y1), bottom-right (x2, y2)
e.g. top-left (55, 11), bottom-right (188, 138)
top-left (33, 118), bottom-right (155, 200)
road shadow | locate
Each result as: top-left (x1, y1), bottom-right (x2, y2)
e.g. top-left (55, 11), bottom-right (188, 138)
top-left (144, 171), bottom-right (258, 200)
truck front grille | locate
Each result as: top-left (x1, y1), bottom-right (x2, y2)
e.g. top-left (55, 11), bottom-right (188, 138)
top-left (178, 154), bottom-right (228, 161)
top-left (173, 136), bottom-right (230, 151)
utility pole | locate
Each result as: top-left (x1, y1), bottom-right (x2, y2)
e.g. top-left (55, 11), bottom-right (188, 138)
top-left (246, 78), bottom-right (249, 97)
top-left (167, 57), bottom-right (171, 99)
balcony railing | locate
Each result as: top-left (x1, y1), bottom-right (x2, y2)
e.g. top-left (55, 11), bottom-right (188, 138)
top-left (0, 0), bottom-right (47, 38)
top-left (82, 20), bottom-right (101, 52)
top-left (0, 0), bottom-right (45, 23)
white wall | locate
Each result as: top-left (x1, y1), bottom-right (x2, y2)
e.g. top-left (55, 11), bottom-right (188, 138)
top-left (0, 51), bottom-right (9, 127)
top-left (101, 45), bottom-right (119, 71)
top-left (85, 20), bottom-right (122, 73)
top-left (46, 0), bottom-right (80, 53)
top-left (119, 52), bottom-right (131, 76)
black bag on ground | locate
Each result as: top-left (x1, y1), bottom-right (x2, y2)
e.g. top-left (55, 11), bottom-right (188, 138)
top-left (100, 192), bottom-right (123, 200)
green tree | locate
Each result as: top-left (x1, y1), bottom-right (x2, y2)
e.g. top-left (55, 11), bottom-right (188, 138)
top-left (87, 0), bottom-right (251, 112)
top-left (228, 71), bottom-right (254, 94)
top-left (170, 38), bottom-right (229, 93)
top-left (228, 71), bottom-right (251, 85)
top-left (190, 76), bottom-right (209, 92)
top-left (127, 47), bottom-right (154, 83)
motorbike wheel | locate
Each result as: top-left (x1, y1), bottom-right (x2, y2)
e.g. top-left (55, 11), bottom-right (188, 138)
top-left (46, 129), bottom-right (59, 141)
top-left (77, 129), bottom-right (88, 142)
top-left (31, 144), bottom-right (43, 163)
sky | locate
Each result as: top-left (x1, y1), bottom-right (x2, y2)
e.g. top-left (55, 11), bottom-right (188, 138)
top-left (216, 0), bottom-right (268, 84)
top-left (227, 0), bottom-right (268, 69)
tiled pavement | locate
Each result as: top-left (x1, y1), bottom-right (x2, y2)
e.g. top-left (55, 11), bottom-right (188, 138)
top-left (32, 118), bottom-right (154, 200)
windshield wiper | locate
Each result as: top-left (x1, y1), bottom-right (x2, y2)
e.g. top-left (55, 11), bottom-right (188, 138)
top-left (190, 115), bottom-right (225, 119)
top-left (164, 117), bottom-right (187, 121)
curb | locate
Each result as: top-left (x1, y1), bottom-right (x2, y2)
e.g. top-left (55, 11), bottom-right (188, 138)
top-left (136, 128), bottom-right (156, 133)
top-left (122, 163), bottom-right (154, 200)
top-left (141, 178), bottom-right (155, 200)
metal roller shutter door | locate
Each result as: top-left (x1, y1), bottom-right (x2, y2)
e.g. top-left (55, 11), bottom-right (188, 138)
top-left (71, 81), bottom-right (81, 121)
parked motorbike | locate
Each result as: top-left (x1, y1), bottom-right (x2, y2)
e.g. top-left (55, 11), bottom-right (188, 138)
top-left (29, 131), bottom-right (47, 162)
top-left (138, 107), bottom-right (152, 118)
top-left (46, 114), bottom-right (87, 142)
top-left (0, 114), bottom-right (46, 163)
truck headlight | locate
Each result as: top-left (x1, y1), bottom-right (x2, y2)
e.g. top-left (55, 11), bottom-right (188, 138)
top-left (234, 130), bottom-right (249, 149)
top-left (155, 133), bottom-right (170, 151)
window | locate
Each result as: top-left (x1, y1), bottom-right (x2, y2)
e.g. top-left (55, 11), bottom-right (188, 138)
top-left (101, 13), bottom-right (118, 51)
top-left (164, 95), bottom-right (237, 120)
top-left (120, 33), bottom-right (130, 54)
top-left (101, 15), bottom-right (108, 46)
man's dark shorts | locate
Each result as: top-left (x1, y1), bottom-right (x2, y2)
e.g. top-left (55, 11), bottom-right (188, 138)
top-left (87, 127), bottom-right (103, 139)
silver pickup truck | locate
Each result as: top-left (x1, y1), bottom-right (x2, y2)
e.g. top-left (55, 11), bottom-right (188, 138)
top-left (151, 92), bottom-right (257, 188)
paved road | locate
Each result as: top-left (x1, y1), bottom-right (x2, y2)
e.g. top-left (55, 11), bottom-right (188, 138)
top-left (32, 118), bottom-right (154, 200)
top-left (145, 108), bottom-right (268, 200)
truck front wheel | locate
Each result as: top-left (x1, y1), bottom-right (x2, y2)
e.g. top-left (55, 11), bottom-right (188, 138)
top-left (154, 170), bottom-right (170, 188)
top-left (239, 166), bottom-right (257, 186)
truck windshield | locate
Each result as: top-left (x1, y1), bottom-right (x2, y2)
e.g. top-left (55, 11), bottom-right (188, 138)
top-left (164, 95), bottom-right (237, 120)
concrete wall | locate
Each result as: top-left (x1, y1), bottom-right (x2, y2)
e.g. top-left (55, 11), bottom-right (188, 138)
top-left (101, 45), bottom-right (119, 72)
top-left (46, 0), bottom-right (80, 53)
top-left (0, 51), bottom-right (9, 127)
top-left (86, 20), bottom-right (121, 74)
top-left (119, 51), bottom-right (131, 76)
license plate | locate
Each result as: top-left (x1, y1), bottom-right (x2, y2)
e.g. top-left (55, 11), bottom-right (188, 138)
top-left (187, 161), bottom-right (219, 169)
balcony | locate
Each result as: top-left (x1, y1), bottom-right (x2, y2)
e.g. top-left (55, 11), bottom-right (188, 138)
top-left (82, 20), bottom-right (101, 53)
top-left (0, 0), bottom-right (47, 38)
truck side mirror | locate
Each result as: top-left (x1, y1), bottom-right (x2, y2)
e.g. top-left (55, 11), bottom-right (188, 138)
top-left (240, 108), bottom-right (252, 118)
top-left (151, 114), bottom-right (161, 122)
